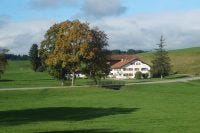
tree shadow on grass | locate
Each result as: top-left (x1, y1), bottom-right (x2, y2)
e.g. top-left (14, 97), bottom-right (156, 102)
top-left (99, 81), bottom-right (126, 90)
top-left (39, 129), bottom-right (140, 133)
top-left (0, 79), bottom-right (14, 82)
top-left (0, 107), bottom-right (138, 126)
top-left (20, 78), bottom-right (54, 81)
top-left (101, 84), bottom-right (125, 90)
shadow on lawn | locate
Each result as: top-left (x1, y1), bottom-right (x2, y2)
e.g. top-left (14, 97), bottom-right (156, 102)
top-left (21, 78), bottom-right (54, 81)
top-left (0, 79), bottom-right (14, 82)
top-left (0, 107), bottom-right (138, 126)
top-left (99, 81), bottom-right (126, 90)
top-left (39, 129), bottom-right (140, 133)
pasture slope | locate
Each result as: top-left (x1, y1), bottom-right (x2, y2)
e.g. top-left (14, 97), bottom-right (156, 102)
top-left (137, 47), bottom-right (200, 75)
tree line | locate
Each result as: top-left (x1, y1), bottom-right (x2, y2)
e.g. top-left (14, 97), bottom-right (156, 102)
top-left (111, 49), bottom-right (146, 54)
top-left (5, 54), bottom-right (29, 60)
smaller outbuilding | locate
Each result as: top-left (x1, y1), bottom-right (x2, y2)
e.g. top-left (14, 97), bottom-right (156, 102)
top-left (108, 54), bottom-right (151, 79)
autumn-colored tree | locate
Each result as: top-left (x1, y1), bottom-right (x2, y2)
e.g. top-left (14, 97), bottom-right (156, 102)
top-left (0, 49), bottom-right (8, 79)
top-left (40, 20), bottom-right (110, 86)
top-left (40, 24), bottom-right (60, 67)
top-left (42, 20), bottom-right (93, 86)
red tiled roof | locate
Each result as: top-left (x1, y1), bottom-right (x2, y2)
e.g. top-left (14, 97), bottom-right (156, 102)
top-left (111, 54), bottom-right (139, 69)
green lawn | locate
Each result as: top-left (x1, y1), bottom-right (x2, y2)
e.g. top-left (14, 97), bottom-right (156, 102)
top-left (0, 60), bottom-right (192, 89)
top-left (0, 80), bottom-right (200, 133)
top-left (0, 60), bottom-right (61, 88)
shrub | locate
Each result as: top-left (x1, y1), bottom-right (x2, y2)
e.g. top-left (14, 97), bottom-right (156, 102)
top-left (142, 73), bottom-right (149, 79)
top-left (36, 66), bottom-right (45, 72)
top-left (135, 71), bottom-right (142, 79)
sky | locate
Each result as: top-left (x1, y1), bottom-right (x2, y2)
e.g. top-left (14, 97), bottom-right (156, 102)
top-left (0, 0), bottom-right (200, 54)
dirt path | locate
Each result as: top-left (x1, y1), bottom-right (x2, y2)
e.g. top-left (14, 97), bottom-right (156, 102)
top-left (126, 76), bottom-right (200, 85)
top-left (0, 77), bottom-right (200, 91)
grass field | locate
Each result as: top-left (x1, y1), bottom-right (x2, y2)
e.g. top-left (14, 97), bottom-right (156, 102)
top-left (0, 80), bottom-right (200, 133)
top-left (0, 56), bottom-right (200, 133)
top-left (0, 60), bottom-right (192, 89)
top-left (0, 60), bottom-right (61, 88)
top-left (137, 47), bottom-right (200, 75)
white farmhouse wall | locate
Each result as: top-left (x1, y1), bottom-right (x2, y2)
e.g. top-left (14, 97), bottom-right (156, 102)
top-left (109, 60), bottom-right (150, 79)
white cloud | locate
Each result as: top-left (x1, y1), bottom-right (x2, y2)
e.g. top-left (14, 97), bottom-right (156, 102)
top-left (80, 0), bottom-right (126, 19)
top-left (92, 10), bottom-right (200, 50)
top-left (0, 20), bottom-right (55, 54)
top-left (1, 10), bottom-right (200, 55)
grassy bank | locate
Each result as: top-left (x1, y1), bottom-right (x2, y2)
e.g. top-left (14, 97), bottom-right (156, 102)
top-left (137, 47), bottom-right (200, 75)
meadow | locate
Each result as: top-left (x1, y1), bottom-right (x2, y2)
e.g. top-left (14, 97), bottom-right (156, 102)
top-left (0, 60), bottom-right (192, 89)
top-left (0, 50), bottom-right (200, 133)
top-left (0, 80), bottom-right (200, 133)
top-left (137, 47), bottom-right (200, 75)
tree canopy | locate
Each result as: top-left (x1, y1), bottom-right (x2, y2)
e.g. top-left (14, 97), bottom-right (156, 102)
top-left (40, 20), bottom-right (110, 86)
top-left (29, 44), bottom-right (41, 72)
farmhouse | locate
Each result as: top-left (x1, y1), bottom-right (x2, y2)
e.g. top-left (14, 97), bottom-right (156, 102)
top-left (108, 54), bottom-right (151, 79)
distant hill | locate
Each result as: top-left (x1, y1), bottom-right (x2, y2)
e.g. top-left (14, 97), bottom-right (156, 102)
top-left (137, 47), bottom-right (200, 75)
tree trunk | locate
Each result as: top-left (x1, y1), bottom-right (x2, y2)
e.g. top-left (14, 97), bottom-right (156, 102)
top-left (61, 80), bottom-right (64, 86)
top-left (71, 72), bottom-right (75, 86)
top-left (161, 74), bottom-right (163, 79)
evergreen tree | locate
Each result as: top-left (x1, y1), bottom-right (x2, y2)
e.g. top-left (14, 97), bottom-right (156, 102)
top-left (29, 44), bottom-right (41, 71)
top-left (0, 49), bottom-right (8, 79)
top-left (151, 36), bottom-right (171, 78)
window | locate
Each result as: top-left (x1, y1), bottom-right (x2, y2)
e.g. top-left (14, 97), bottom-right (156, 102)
top-left (141, 68), bottom-right (147, 71)
top-left (129, 73), bottom-right (133, 76)
top-left (123, 68), bottom-right (127, 71)
top-left (135, 62), bottom-right (141, 65)
top-left (129, 68), bottom-right (133, 71)
top-left (135, 68), bottom-right (139, 71)
top-left (123, 73), bottom-right (128, 76)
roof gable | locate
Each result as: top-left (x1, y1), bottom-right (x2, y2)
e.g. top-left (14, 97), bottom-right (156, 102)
top-left (110, 54), bottom-right (139, 69)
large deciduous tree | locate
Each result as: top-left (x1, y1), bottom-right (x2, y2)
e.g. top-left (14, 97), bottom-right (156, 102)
top-left (40, 24), bottom-right (60, 67)
top-left (81, 28), bottom-right (111, 84)
top-left (151, 36), bottom-right (171, 78)
top-left (29, 44), bottom-right (41, 71)
top-left (0, 49), bottom-right (8, 79)
top-left (40, 20), bottom-right (110, 86)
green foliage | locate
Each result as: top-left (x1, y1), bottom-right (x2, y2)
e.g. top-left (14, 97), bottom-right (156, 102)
top-left (81, 28), bottom-right (111, 84)
top-left (0, 49), bottom-right (8, 79)
top-left (135, 71), bottom-right (142, 79)
top-left (151, 36), bottom-right (171, 78)
top-left (111, 49), bottom-right (146, 54)
top-left (29, 44), bottom-right (41, 71)
top-left (5, 54), bottom-right (29, 60)
top-left (40, 20), bottom-right (110, 86)
top-left (142, 73), bottom-right (149, 79)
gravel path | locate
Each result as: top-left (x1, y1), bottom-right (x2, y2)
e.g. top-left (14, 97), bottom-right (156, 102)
top-left (0, 77), bottom-right (199, 91)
